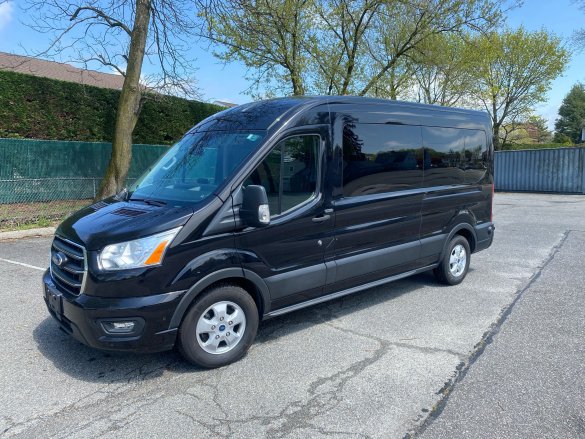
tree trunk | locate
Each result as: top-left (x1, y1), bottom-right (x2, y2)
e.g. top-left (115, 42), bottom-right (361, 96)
top-left (358, 58), bottom-right (396, 96)
top-left (96, 0), bottom-right (152, 200)
top-left (291, 72), bottom-right (305, 96)
top-left (493, 123), bottom-right (501, 151)
top-left (388, 68), bottom-right (397, 100)
top-left (340, 59), bottom-right (355, 95)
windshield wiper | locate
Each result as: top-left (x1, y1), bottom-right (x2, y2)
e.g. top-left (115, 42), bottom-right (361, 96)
top-left (129, 198), bottom-right (167, 207)
top-left (113, 187), bottom-right (128, 201)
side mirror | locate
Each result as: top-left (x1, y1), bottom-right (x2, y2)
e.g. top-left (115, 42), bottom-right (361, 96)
top-left (240, 185), bottom-right (270, 227)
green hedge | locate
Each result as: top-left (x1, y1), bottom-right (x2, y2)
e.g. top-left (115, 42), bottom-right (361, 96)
top-left (499, 142), bottom-right (584, 151)
top-left (0, 70), bottom-right (224, 144)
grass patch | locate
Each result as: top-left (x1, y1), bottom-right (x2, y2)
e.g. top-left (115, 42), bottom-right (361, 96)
top-left (0, 199), bottom-right (91, 231)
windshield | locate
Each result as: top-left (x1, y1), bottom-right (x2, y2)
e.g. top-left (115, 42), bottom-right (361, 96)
top-left (129, 130), bottom-right (265, 205)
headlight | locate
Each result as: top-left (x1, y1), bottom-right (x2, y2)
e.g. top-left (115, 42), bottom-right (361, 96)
top-left (98, 227), bottom-right (181, 271)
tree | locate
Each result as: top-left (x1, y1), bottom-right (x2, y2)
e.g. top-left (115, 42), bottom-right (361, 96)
top-left (370, 62), bottom-right (414, 100)
top-left (308, 0), bottom-right (383, 95)
top-left (198, 0), bottom-right (312, 97)
top-left (468, 28), bottom-right (569, 150)
top-left (501, 123), bottom-right (530, 145)
top-left (25, 0), bottom-right (200, 198)
top-left (527, 115), bottom-right (552, 144)
top-left (499, 115), bottom-right (553, 147)
top-left (554, 83), bottom-right (585, 143)
top-left (552, 132), bottom-right (573, 145)
top-left (199, 0), bottom-right (505, 98)
top-left (356, 0), bottom-right (503, 97)
top-left (407, 33), bottom-right (476, 107)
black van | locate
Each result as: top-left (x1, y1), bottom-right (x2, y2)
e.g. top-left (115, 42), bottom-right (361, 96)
top-left (43, 97), bottom-right (494, 368)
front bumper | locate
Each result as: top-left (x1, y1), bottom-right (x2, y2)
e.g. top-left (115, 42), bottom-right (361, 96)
top-left (42, 270), bottom-right (185, 353)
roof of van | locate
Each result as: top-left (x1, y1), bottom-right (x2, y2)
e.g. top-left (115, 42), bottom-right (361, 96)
top-left (192, 96), bottom-right (490, 132)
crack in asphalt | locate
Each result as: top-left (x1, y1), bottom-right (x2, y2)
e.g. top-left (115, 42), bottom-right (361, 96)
top-left (2, 357), bottom-right (187, 437)
top-left (322, 317), bottom-right (466, 360)
top-left (244, 313), bottom-right (464, 438)
top-left (180, 328), bottom-right (386, 438)
top-left (263, 334), bottom-right (387, 439)
top-left (404, 229), bottom-right (572, 439)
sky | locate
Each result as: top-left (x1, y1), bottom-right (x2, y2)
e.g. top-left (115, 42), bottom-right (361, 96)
top-left (0, 0), bottom-right (583, 129)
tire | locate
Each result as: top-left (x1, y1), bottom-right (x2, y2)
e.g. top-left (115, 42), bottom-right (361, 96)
top-left (178, 284), bottom-right (259, 368)
top-left (433, 235), bottom-right (471, 285)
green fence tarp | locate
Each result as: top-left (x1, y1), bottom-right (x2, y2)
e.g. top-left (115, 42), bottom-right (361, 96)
top-left (0, 138), bottom-right (169, 202)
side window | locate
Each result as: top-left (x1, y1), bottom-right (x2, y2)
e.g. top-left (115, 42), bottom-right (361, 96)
top-left (343, 123), bottom-right (423, 197)
top-left (421, 127), bottom-right (466, 186)
top-left (462, 130), bottom-right (488, 184)
top-left (422, 127), bottom-right (488, 186)
top-left (244, 135), bottom-right (319, 216)
top-left (246, 147), bottom-right (281, 214)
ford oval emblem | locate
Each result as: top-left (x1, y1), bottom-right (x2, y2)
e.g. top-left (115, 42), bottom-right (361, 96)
top-left (52, 252), bottom-right (67, 267)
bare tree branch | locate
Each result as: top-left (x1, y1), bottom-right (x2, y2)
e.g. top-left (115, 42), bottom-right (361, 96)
top-left (70, 5), bottom-right (132, 35)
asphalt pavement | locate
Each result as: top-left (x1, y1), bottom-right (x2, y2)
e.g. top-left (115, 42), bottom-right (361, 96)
top-left (0, 193), bottom-right (584, 438)
top-left (421, 230), bottom-right (585, 439)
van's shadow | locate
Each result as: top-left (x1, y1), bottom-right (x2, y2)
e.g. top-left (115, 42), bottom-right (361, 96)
top-left (255, 270), bottom-right (447, 344)
top-left (33, 318), bottom-right (192, 383)
top-left (34, 270), bottom-right (447, 382)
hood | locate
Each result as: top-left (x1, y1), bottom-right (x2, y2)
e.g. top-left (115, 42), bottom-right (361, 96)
top-left (56, 197), bottom-right (197, 251)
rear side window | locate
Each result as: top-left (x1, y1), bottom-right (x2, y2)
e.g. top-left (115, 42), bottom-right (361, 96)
top-left (422, 127), bottom-right (487, 186)
top-left (244, 135), bottom-right (319, 216)
top-left (342, 123), bottom-right (423, 197)
top-left (422, 127), bottom-right (465, 186)
top-left (462, 130), bottom-right (489, 183)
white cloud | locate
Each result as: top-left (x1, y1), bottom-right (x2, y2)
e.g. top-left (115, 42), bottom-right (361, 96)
top-left (0, 1), bottom-right (14, 31)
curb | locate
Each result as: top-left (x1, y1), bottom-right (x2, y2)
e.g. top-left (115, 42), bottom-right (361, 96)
top-left (0, 227), bottom-right (56, 241)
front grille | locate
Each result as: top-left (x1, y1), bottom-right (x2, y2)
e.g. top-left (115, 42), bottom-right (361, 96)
top-left (50, 236), bottom-right (87, 296)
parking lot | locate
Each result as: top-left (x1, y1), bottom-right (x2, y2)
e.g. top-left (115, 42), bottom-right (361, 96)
top-left (1, 193), bottom-right (584, 438)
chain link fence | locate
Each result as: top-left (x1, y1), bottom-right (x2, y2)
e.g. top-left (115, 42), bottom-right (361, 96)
top-left (0, 138), bottom-right (168, 230)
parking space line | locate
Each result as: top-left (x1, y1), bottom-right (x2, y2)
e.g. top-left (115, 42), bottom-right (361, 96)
top-left (0, 258), bottom-right (45, 271)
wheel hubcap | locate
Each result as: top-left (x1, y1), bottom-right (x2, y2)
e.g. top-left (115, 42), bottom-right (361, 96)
top-left (449, 244), bottom-right (467, 277)
top-left (196, 301), bottom-right (246, 354)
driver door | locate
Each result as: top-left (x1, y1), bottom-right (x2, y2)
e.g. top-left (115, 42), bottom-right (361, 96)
top-left (235, 128), bottom-right (334, 311)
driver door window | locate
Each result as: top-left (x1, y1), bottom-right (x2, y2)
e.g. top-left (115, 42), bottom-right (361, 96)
top-left (244, 135), bottom-right (319, 216)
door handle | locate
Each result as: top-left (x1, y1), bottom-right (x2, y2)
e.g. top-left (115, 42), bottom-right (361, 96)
top-left (312, 208), bottom-right (333, 223)
top-left (312, 214), bottom-right (331, 223)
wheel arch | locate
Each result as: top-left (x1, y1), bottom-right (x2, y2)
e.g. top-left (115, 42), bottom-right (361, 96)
top-left (440, 222), bottom-right (477, 263)
top-left (453, 225), bottom-right (476, 253)
top-left (169, 268), bottom-right (270, 329)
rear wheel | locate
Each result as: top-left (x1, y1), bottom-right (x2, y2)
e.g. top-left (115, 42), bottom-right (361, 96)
top-left (434, 235), bottom-right (471, 285)
top-left (178, 284), bottom-right (259, 368)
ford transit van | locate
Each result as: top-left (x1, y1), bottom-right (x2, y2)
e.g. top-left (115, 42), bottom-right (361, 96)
top-left (43, 96), bottom-right (494, 368)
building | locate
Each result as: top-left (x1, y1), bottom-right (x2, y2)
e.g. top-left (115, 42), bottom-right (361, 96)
top-left (0, 52), bottom-right (124, 90)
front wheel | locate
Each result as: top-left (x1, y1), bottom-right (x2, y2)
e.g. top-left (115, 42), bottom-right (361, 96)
top-left (433, 235), bottom-right (471, 285)
top-left (178, 284), bottom-right (259, 368)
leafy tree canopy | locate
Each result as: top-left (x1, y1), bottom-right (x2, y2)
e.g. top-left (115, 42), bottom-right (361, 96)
top-left (554, 83), bottom-right (585, 143)
top-left (467, 27), bottom-right (569, 149)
